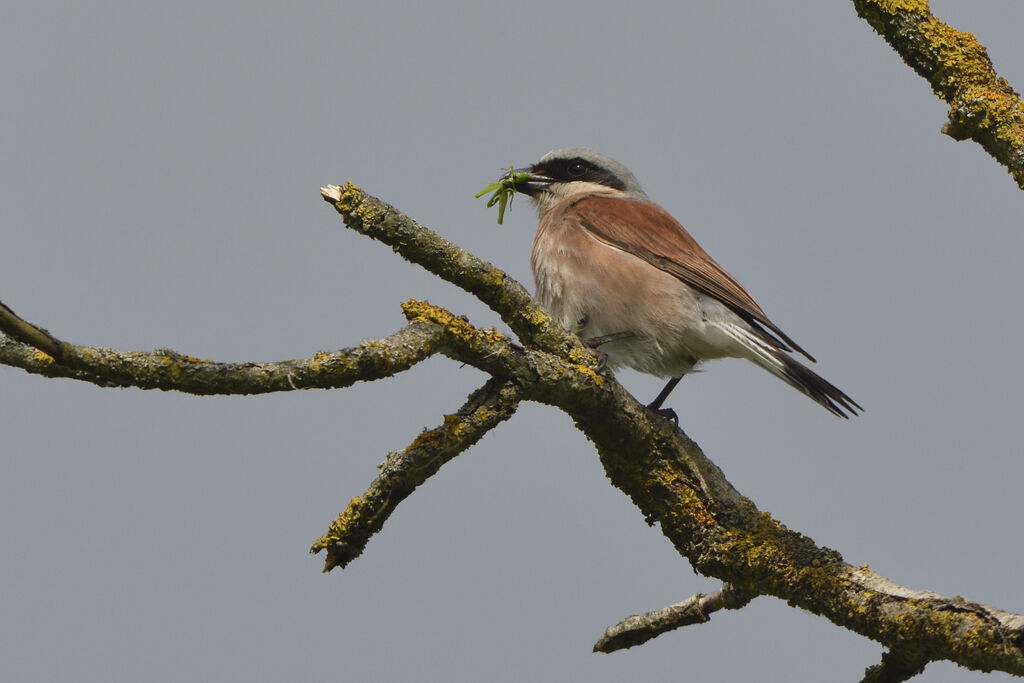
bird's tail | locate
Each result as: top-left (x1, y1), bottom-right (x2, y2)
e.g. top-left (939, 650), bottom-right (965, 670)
top-left (718, 321), bottom-right (861, 418)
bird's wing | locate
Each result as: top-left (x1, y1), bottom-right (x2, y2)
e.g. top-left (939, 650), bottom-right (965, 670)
top-left (568, 194), bottom-right (815, 361)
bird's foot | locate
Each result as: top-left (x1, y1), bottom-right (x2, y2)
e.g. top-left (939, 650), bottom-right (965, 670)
top-left (645, 376), bottom-right (683, 424)
top-left (581, 332), bottom-right (632, 372)
top-left (648, 405), bottom-right (678, 424)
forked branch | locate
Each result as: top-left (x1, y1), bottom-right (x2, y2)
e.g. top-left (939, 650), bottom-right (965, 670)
top-left (3, 185), bottom-right (1023, 678)
top-left (318, 185), bottom-right (1024, 677)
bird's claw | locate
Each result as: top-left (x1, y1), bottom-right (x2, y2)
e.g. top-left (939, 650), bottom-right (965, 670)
top-left (649, 406), bottom-right (678, 424)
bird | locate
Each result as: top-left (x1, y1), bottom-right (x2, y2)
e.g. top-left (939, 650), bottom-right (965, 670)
top-left (504, 147), bottom-right (860, 418)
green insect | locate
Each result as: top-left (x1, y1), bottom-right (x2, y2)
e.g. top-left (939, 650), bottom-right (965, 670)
top-left (475, 166), bottom-right (532, 224)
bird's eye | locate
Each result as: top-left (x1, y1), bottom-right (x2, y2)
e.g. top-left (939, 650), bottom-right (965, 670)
top-left (567, 160), bottom-right (588, 177)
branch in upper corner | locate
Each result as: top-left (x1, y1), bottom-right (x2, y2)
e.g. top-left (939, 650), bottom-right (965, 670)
top-left (311, 377), bottom-right (524, 571)
top-left (0, 302), bottom-right (445, 395)
top-left (860, 649), bottom-right (928, 683)
top-left (320, 183), bottom-right (594, 362)
top-left (852, 0), bottom-right (1024, 189)
top-left (593, 584), bottom-right (756, 653)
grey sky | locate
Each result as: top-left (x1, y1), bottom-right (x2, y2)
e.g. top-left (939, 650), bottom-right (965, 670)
top-left (2, 2), bottom-right (1022, 681)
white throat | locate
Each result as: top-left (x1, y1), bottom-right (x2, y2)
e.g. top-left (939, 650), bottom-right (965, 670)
top-left (529, 181), bottom-right (624, 217)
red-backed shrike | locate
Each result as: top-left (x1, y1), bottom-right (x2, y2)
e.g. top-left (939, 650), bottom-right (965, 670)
top-left (506, 148), bottom-right (860, 418)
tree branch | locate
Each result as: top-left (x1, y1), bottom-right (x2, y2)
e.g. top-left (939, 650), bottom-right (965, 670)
top-left (308, 298), bottom-right (612, 572)
top-left (853, 0), bottom-right (1024, 189)
top-left (593, 584), bottom-right (757, 653)
top-left (311, 377), bottom-right (524, 571)
top-left (320, 184), bottom-right (594, 362)
top-left (5, 178), bottom-right (1024, 676)
top-left (314, 188), bottom-right (1024, 677)
top-left (0, 299), bottom-right (443, 394)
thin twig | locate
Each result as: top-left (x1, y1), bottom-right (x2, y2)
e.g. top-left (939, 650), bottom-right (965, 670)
top-left (594, 584), bottom-right (756, 653)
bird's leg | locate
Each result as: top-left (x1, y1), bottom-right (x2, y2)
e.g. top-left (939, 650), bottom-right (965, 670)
top-left (573, 314), bottom-right (636, 371)
top-left (576, 314), bottom-right (635, 348)
top-left (581, 331), bottom-right (634, 372)
top-left (647, 376), bottom-right (683, 422)
top-left (583, 331), bottom-right (634, 347)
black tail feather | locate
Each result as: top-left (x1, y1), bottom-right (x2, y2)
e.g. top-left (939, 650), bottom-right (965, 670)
top-left (775, 353), bottom-right (862, 419)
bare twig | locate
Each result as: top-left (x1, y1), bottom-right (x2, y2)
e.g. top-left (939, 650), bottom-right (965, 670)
top-left (594, 584), bottom-right (756, 653)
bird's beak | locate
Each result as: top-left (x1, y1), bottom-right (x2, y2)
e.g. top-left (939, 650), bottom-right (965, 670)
top-left (508, 166), bottom-right (554, 197)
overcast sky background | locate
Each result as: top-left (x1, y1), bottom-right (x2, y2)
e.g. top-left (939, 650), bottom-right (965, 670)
top-left (2, 3), bottom-right (1023, 681)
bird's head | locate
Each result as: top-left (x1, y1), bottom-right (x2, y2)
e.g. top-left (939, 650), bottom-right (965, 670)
top-left (511, 148), bottom-right (649, 216)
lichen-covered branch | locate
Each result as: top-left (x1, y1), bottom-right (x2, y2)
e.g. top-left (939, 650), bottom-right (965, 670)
top-left (310, 377), bottom-right (524, 571)
top-left (567, 372), bottom-right (1024, 674)
top-left (6, 176), bottom-right (1024, 676)
top-left (853, 0), bottom-right (1024, 189)
top-left (320, 184), bottom-right (594, 360)
top-left (593, 584), bottom-right (756, 653)
top-left (0, 299), bottom-right (444, 394)
top-left (316, 189), bottom-right (1024, 677)
top-left (308, 299), bottom-right (614, 572)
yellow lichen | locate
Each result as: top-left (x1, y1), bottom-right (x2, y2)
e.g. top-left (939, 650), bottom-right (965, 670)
top-left (524, 309), bottom-right (549, 327)
top-left (333, 181), bottom-right (377, 225)
top-left (865, 0), bottom-right (929, 14)
top-left (337, 182), bottom-right (364, 212)
top-left (336, 496), bottom-right (364, 530)
top-left (312, 496), bottom-right (365, 552)
top-left (574, 364), bottom-right (604, 387)
top-left (311, 351), bottom-right (331, 372)
top-left (679, 486), bottom-right (716, 527)
top-left (33, 350), bottom-right (55, 364)
top-left (481, 267), bottom-right (505, 287)
top-left (401, 300), bottom-right (486, 352)
top-left (410, 429), bottom-right (440, 450)
top-left (444, 414), bottom-right (466, 438)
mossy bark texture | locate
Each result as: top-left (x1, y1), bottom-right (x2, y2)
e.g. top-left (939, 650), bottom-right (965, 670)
top-left (854, 0), bottom-right (1024, 189)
